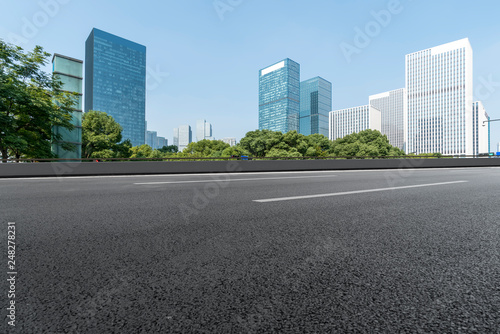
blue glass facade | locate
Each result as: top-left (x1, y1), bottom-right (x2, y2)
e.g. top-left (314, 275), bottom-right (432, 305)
top-left (259, 59), bottom-right (300, 133)
top-left (85, 28), bottom-right (146, 147)
top-left (52, 54), bottom-right (83, 159)
top-left (299, 77), bottom-right (332, 137)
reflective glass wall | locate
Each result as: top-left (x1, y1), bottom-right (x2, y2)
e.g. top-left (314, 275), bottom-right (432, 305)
top-left (299, 77), bottom-right (332, 137)
top-left (259, 58), bottom-right (300, 133)
top-left (52, 54), bottom-right (83, 159)
top-left (85, 28), bottom-right (146, 147)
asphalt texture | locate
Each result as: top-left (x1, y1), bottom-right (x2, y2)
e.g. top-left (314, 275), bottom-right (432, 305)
top-left (1, 167), bottom-right (500, 333)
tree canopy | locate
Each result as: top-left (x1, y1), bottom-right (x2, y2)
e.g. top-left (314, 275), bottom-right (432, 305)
top-left (81, 110), bottom-right (123, 159)
top-left (158, 145), bottom-right (178, 154)
top-left (75, 128), bottom-right (407, 161)
top-left (238, 130), bottom-right (333, 158)
top-left (0, 40), bottom-right (76, 162)
top-left (330, 129), bottom-right (405, 157)
top-left (183, 139), bottom-right (230, 157)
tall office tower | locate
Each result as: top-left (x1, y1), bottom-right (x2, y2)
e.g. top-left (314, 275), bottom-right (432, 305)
top-left (221, 138), bottom-right (237, 147)
top-left (472, 101), bottom-right (489, 155)
top-left (157, 137), bottom-right (167, 149)
top-left (406, 38), bottom-right (473, 155)
top-left (299, 77), bottom-right (332, 137)
top-left (51, 54), bottom-right (83, 159)
top-left (85, 28), bottom-right (146, 147)
top-left (196, 119), bottom-right (213, 141)
top-left (178, 125), bottom-right (192, 151)
top-left (329, 105), bottom-right (381, 141)
top-left (205, 122), bottom-right (213, 140)
top-left (259, 58), bottom-right (300, 133)
top-left (369, 88), bottom-right (407, 151)
top-left (173, 128), bottom-right (179, 148)
top-left (146, 131), bottom-right (158, 149)
top-left (497, 142), bottom-right (500, 153)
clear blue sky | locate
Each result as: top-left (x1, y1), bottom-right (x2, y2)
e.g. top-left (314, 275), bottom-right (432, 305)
top-left (1, 0), bottom-right (500, 149)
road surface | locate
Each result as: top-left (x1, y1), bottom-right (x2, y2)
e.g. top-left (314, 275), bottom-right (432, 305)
top-left (1, 167), bottom-right (500, 333)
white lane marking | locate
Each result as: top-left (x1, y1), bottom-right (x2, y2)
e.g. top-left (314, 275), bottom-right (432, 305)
top-left (253, 181), bottom-right (469, 203)
top-left (0, 171), bottom-right (339, 181)
top-left (134, 175), bottom-right (338, 185)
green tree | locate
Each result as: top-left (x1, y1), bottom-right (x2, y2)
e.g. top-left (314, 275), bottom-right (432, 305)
top-left (0, 40), bottom-right (76, 162)
top-left (237, 130), bottom-right (332, 158)
top-left (330, 129), bottom-right (404, 158)
top-left (265, 147), bottom-right (302, 159)
top-left (114, 139), bottom-right (132, 159)
top-left (81, 110), bottom-right (123, 158)
top-left (305, 133), bottom-right (332, 157)
top-left (220, 146), bottom-right (249, 157)
top-left (158, 145), bottom-right (178, 154)
top-left (183, 139), bottom-right (230, 157)
top-left (129, 144), bottom-right (153, 159)
top-left (149, 149), bottom-right (165, 160)
top-left (238, 130), bottom-right (284, 157)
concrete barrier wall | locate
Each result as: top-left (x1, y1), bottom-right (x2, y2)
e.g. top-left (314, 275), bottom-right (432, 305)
top-left (1, 158), bottom-right (500, 178)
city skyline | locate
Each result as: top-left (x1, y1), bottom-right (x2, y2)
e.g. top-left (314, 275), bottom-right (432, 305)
top-left (1, 1), bottom-right (499, 146)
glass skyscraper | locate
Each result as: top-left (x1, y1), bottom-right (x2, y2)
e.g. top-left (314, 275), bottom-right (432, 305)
top-left (259, 58), bottom-right (300, 133)
top-left (85, 28), bottom-right (146, 147)
top-left (299, 77), bottom-right (332, 137)
top-left (146, 130), bottom-right (158, 149)
top-left (51, 54), bottom-right (83, 159)
top-left (157, 137), bottom-right (167, 149)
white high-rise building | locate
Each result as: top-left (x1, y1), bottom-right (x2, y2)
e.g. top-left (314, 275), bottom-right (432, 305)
top-left (406, 38), bottom-right (473, 155)
top-left (173, 128), bottom-right (179, 148)
top-left (205, 122), bottom-right (213, 139)
top-left (497, 142), bottom-right (500, 153)
top-left (222, 138), bottom-right (237, 147)
top-left (369, 88), bottom-right (407, 151)
top-left (329, 105), bottom-right (382, 141)
top-left (473, 101), bottom-right (489, 156)
top-left (197, 119), bottom-right (213, 141)
top-left (178, 125), bottom-right (192, 151)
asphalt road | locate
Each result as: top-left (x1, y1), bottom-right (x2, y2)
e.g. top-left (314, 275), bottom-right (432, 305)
top-left (1, 167), bottom-right (500, 333)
